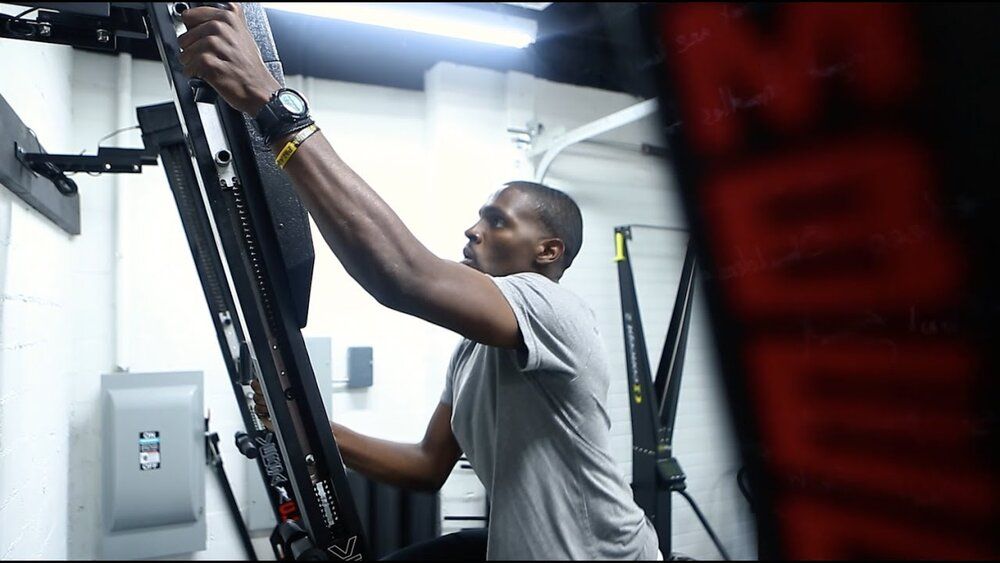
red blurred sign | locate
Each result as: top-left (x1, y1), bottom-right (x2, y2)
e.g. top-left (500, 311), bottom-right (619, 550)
top-left (655, 3), bottom-right (999, 558)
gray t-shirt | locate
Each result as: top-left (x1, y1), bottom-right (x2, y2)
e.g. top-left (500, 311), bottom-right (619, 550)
top-left (441, 272), bottom-right (659, 560)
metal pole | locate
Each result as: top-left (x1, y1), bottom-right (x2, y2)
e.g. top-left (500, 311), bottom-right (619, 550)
top-left (207, 430), bottom-right (259, 561)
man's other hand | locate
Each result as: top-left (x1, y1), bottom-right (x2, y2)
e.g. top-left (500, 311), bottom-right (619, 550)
top-left (250, 377), bottom-right (273, 431)
top-left (178, 2), bottom-right (281, 115)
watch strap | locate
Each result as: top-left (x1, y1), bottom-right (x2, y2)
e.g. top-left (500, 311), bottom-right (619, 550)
top-left (262, 116), bottom-right (314, 147)
top-left (254, 88), bottom-right (312, 145)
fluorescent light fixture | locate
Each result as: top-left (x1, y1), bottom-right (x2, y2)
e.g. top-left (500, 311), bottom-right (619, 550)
top-left (501, 2), bottom-right (553, 10)
top-left (263, 2), bottom-right (537, 48)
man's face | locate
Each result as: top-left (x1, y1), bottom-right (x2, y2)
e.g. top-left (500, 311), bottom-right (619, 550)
top-left (462, 187), bottom-right (546, 277)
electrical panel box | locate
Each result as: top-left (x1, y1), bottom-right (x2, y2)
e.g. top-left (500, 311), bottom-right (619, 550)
top-left (100, 371), bottom-right (205, 559)
top-left (244, 336), bottom-right (334, 532)
top-left (347, 346), bottom-right (373, 388)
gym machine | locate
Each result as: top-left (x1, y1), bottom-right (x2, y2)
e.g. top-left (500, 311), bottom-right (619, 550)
top-left (614, 225), bottom-right (729, 560)
top-left (1, 3), bottom-right (369, 559)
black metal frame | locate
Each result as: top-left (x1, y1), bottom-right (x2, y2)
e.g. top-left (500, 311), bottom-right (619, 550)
top-left (19, 145), bottom-right (158, 196)
top-left (614, 225), bottom-right (696, 556)
top-left (141, 2), bottom-right (368, 559)
top-left (205, 415), bottom-right (259, 561)
top-left (4, 2), bottom-right (370, 560)
top-left (20, 146), bottom-right (157, 175)
top-left (0, 3), bottom-right (148, 50)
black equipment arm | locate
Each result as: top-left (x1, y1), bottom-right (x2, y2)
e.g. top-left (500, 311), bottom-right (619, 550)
top-left (141, 2), bottom-right (370, 559)
top-left (614, 225), bottom-right (697, 556)
top-left (2, 2), bottom-right (371, 559)
top-left (655, 238), bottom-right (697, 445)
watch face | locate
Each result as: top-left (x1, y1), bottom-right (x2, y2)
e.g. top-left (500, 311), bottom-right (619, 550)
top-left (278, 90), bottom-right (307, 116)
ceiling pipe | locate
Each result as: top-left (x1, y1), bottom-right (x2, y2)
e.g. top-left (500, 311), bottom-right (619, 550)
top-left (113, 52), bottom-right (133, 372)
top-left (531, 97), bottom-right (658, 183)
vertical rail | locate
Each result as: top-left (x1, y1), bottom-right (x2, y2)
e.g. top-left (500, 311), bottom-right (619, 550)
top-left (144, 3), bottom-right (369, 559)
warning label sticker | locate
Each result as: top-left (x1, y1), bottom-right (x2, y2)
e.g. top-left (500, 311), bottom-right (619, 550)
top-left (139, 431), bottom-right (161, 471)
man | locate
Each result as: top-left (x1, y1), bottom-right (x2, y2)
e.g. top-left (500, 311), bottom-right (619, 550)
top-left (179, 4), bottom-right (660, 559)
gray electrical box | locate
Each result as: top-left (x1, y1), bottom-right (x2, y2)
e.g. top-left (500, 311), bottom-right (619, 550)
top-left (100, 371), bottom-right (206, 560)
top-left (243, 336), bottom-right (334, 532)
top-left (347, 346), bottom-right (373, 388)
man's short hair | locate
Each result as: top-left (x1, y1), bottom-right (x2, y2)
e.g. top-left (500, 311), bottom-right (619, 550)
top-left (504, 181), bottom-right (584, 270)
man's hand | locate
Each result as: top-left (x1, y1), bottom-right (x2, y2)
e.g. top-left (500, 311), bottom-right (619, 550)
top-left (178, 3), bottom-right (281, 115)
top-left (250, 377), bottom-right (273, 431)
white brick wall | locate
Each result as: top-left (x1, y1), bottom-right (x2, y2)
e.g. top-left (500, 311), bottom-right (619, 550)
top-left (0, 33), bottom-right (115, 560)
top-left (0, 37), bottom-right (755, 559)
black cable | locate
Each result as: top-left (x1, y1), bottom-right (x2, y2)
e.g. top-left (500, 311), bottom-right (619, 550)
top-left (736, 466), bottom-right (754, 512)
top-left (95, 125), bottom-right (142, 148)
top-left (675, 489), bottom-right (731, 561)
top-left (85, 125), bottom-right (142, 176)
top-left (65, 125), bottom-right (142, 177)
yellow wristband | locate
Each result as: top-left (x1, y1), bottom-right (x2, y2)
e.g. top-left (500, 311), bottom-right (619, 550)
top-left (275, 124), bottom-right (319, 169)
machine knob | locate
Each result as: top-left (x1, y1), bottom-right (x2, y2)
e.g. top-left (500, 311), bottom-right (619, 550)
top-left (235, 431), bottom-right (259, 459)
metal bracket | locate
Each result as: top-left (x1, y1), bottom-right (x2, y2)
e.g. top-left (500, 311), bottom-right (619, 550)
top-left (0, 92), bottom-right (80, 234)
top-left (0, 4), bottom-right (149, 50)
top-left (16, 144), bottom-right (158, 196)
top-left (20, 145), bottom-right (158, 174)
top-left (657, 457), bottom-right (687, 491)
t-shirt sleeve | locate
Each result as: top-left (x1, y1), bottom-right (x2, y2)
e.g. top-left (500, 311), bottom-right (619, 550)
top-left (490, 273), bottom-right (594, 374)
top-left (440, 371), bottom-right (453, 405)
top-left (440, 339), bottom-right (463, 405)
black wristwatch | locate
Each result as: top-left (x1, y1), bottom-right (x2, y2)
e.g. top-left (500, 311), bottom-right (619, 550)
top-left (254, 87), bottom-right (314, 145)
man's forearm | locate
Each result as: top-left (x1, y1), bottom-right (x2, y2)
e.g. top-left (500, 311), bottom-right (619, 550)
top-left (333, 422), bottom-right (448, 492)
top-left (270, 131), bottom-right (436, 306)
top-left (179, 5), bottom-right (441, 310)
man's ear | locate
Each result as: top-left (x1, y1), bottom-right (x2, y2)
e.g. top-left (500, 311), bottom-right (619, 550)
top-left (536, 238), bottom-right (565, 266)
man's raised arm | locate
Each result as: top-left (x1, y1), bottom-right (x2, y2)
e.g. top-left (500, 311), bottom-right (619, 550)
top-left (177, 3), bottom-right (519, 347)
